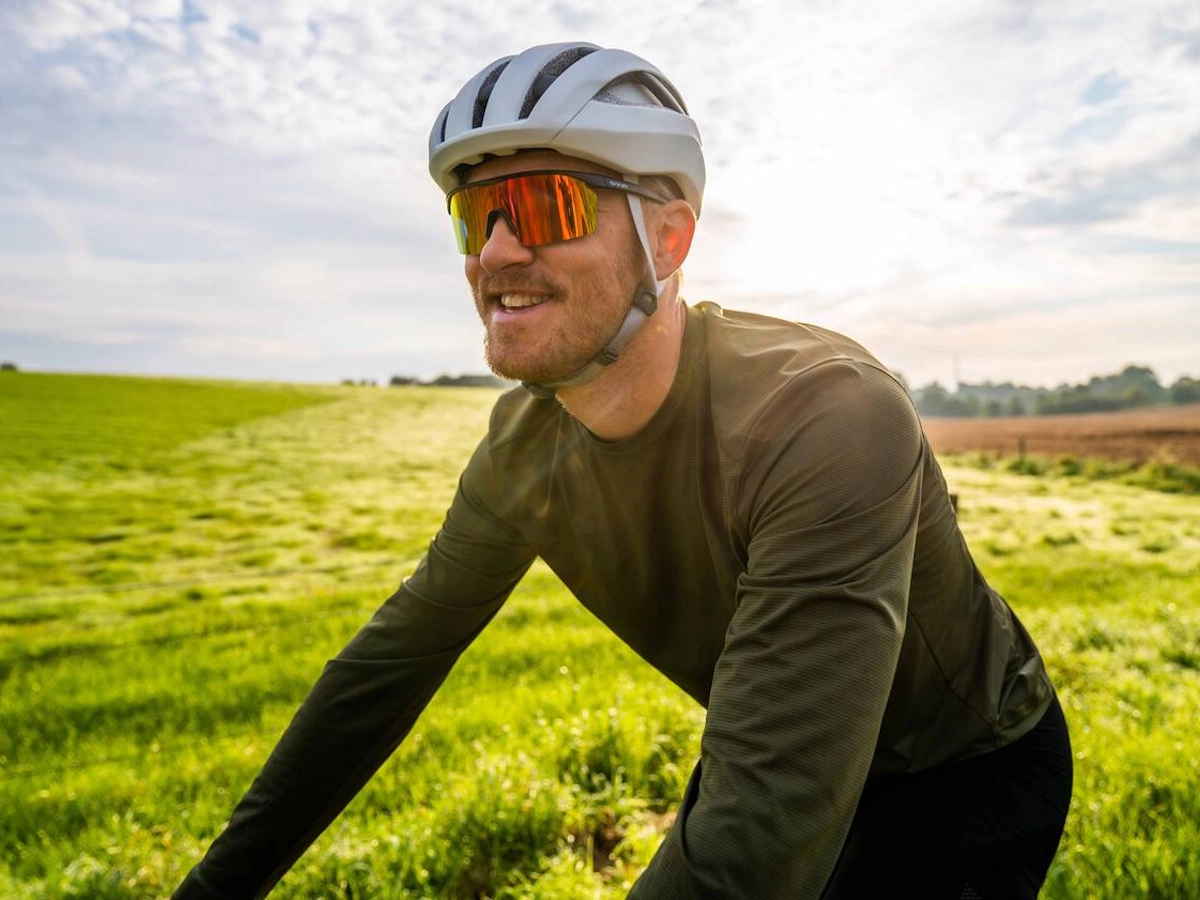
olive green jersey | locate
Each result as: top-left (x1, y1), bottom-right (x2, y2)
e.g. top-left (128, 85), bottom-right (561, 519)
top-left (176, 302), bottom-right (1053, 899)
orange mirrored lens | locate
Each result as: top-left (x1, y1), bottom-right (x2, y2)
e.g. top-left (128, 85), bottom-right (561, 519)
top-left (449, 173), bottom-right (599, 255)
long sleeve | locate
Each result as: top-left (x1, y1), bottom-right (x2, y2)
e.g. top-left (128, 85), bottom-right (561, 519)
top-left (628, 361), bottom-right (924, 898)
top-left (174, 440), bottom-right (536, 899)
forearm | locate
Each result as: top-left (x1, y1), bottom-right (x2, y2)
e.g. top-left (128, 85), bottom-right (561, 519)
top-left (175, 437), bottom-right (535, 896)
top-left (175, 570), bottom-right (522, 895)
top-left (174, 639), bottom-right (462, 898)
top-left (627, 592), bottom-right (903, 899)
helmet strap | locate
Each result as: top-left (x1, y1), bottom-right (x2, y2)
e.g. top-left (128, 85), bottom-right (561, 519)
top-left (523, 190), bottom-right (665, 399)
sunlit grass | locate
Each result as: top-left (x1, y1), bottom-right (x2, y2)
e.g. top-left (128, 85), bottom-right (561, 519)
top-left (1, 375), bottom-right (1198, 897)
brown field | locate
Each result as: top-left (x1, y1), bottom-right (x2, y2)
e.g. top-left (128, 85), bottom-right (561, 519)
top-left (921, 403), bottom-right (1200, 467)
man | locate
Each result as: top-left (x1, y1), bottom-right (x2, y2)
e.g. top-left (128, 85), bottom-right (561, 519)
top-left (175, 42), bottom-right (1072, 898)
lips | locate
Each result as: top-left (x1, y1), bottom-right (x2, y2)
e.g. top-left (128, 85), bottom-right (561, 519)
top-left (476, 273), bottom-right (559, 315)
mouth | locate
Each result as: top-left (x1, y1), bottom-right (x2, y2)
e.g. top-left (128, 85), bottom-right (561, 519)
top-left (496, 292), bottom-right (551, 311)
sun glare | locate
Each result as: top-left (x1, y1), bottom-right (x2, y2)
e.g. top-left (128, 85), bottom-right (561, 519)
top-left (697, 158), bottom-right (934, 300)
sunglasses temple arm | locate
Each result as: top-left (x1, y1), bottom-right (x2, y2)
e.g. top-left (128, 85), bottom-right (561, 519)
top-left (626, 192), bottom-right (671, 301)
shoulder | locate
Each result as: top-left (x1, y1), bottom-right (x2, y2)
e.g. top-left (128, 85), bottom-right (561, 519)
top-left (697, 301), bottom-right (919, 448)
top-left (695, 303), bottom-right (925, 523)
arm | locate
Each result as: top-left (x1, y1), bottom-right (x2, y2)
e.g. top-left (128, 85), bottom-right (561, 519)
top-left (174, 441), bottom-right (536, 899)
top-left (629, 363), bottom-right (923, 898)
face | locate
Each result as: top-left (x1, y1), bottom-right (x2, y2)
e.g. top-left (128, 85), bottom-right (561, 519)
top-left (461, 150), bottom-right (646, 385)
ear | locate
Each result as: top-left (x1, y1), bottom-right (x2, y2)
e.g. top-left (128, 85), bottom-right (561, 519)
top-left (650, 200), bottom-right (697, 280)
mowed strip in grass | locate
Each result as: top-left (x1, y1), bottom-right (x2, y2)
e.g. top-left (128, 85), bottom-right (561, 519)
top-left (1, 373), bottom-right (1199, 898)
top-left (0, 372), bottom-right (340, 470)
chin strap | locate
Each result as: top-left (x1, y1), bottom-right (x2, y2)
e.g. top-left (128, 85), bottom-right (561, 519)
top-left (524, 190), bottom-right (666, 400)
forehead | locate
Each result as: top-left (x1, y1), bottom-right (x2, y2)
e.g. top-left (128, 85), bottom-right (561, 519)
top-left (463, 150), bottom-right (620, 184)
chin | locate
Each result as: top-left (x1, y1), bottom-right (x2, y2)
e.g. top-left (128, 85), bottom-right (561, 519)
top-left (484, 350), bottom-right (534, 384)
top-left (482, 337), bottom-right (554, 384)
top-left (485, 350), bottom-right (575, 386)
top-left (487, 360), bottom-right (551, 384)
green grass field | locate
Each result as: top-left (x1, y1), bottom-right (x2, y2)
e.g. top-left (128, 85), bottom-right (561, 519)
top-left (2, 371), bottom-right (1198, 898)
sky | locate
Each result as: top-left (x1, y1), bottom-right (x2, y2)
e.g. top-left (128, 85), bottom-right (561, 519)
top-left (1, 0), bottom-right (1198, 390)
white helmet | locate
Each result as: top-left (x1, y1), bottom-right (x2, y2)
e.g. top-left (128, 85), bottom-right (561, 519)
top-left (428, 42), bottom-right (704, 214)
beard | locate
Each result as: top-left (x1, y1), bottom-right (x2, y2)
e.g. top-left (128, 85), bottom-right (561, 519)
top-left (475, 253), bottom-right (644, 386)
top-left (480, 304), bottom-right (627, 385)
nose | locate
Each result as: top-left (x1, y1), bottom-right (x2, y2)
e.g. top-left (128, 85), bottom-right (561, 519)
top-left (478, 214), bottom-right (535, 273)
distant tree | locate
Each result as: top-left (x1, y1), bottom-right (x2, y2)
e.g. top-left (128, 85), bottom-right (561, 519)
top-left (428, 373), bottom-right (512, 388)
top-left (1085, 364), bottom-right (1164, 403)
top-left (1036, 384), bottom-right (1126, 415)
top-left (913, 382), bottom-right (980, 417)
top-left (0, 361), bottom-right (16, 372)
top-left (1170, 376), bottom-right (1200, 405)
top-left (1117, 364), bottom-right (1163, 399)
top-left (911, 363), bottom-right (1187, 418)
top-left (915, 382), bottom-right (950, 415)
top-left (1120, 384), bottom-right (1151, 408)
top-left (1033, 392), bottom-right (1058, 415)
top-left (389, 375), bottom-right (419, 386)
top-left (954, 379), bottom-right (1041, 416)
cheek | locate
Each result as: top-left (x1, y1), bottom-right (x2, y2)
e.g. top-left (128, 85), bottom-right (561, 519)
top-left (464, 256), bottom-right (487, 301)
top-left (591, 204), bottom-right (646, 281)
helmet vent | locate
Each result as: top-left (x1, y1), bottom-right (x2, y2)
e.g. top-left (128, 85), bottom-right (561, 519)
top-left (472, 60), bottom-right (511, 128)
top-left (595, 73), bottom-right (687, 114)
top-left (519, 46), bottom-right (598, 119)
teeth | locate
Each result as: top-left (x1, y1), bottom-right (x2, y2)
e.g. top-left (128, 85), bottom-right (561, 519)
top-left (500, 293), bottom-right (547, 309)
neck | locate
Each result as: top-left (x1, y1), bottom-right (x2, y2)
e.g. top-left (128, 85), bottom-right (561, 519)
top-left (555, 283), bottom-right (687, 441)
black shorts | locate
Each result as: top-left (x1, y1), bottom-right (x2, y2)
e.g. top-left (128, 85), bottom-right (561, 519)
top-left (821, 694), bottom-right (1073, 899)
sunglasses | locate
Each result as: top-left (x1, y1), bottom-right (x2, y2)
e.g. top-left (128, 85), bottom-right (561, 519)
top-left (446, 170), bottom-right (666, 255)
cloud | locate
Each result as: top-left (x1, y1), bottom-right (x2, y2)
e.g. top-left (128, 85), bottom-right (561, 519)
top-left (1006, 128), bottom-right (1200, 227)
top-left (1, 0), bottom-right (1198, 390)
top-left (1081, 70), bottom-right (1131, 106)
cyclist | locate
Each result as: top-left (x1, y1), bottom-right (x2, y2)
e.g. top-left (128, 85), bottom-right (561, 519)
top-left (175, 42), bottom-right (1072, 899)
